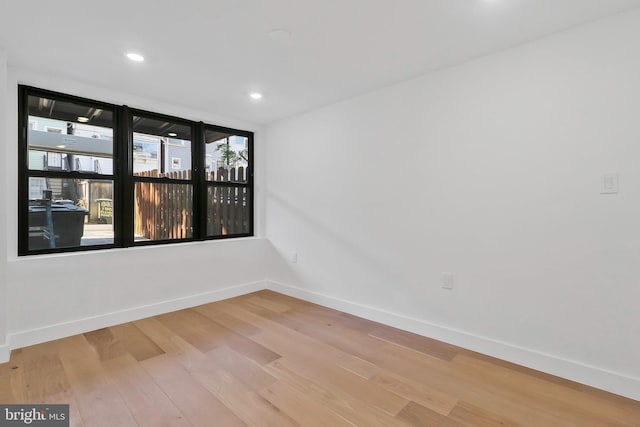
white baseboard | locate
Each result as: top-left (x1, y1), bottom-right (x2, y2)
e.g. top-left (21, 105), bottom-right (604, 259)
top-left (1, 280), bottom-right (267, 363)
top-left (267, 280), bottom-right (640, 402)
top-left (0, 343), bottom-right (9, 364)
top-left (3, 278), bottom-right (638, 402)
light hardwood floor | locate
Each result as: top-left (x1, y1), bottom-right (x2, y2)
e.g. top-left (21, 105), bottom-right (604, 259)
top-left (1, 290), bottom-right (638, 426)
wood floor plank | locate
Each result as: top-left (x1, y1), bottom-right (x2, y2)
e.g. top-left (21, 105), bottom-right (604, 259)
top-left (455, 349), bottom-right (587, 392)
top-left (253, 290), bottom-right (379, 334)
top-left (188, 299), bottom-right (225, 319)
top-left (234, 299), bottom-right (588, 427)
top-left (0, 347), bottom-right (85, 427)
top-left (142, 354), bottom-right (247, 427)
top-left (449, 400), bottom-right (521, 427)
top-left (397, 401), bottom-right (466, 427)
top-left (254, 290), bottom-right (314, 308)
top-left (206, 345), bottom-right (278, 390)
top-left (56, 335), bottom-right (138, 427)
top-left (253, 332), bottom-right (410, 416)
top-left (226, 298), bottom-right (386, 385)
top-left (259, 291), bottom-right (384, 335)
top-left (259, 379), bottom-right (356, 427)
top-left (362, 342), bottom-right (580, 427)
top-left (369, 370), bottom-right (459, 416)
top-left (263, 358), bottom-right (411, 427)
top-left (219, 299), bottom-right (386, 380)
top-left (133, 316), bottom-right (206, 370)
top-left (67, 397), bottom-right (86, 427)
top-left (83, 328), bottom-right (128, 362)
top-left (217, 293), bottom-right (640, 425)
top-left (109, 322), bottom-right (165, 362)
top-left (248, 303), bottom-right (483, 417)
top-left (334, 353), bottom-right (379, 379)
top-left (245, 294), bottom-right (292, 313)
top-left (20, 341), bottom-right (73, 403)
top-left (209, 312), bottom-right (263, 337)
top-left (232, 297), bottom-right (284, 321)
top-left (212, 324), bottom-right (281, 366)
top-left (163, 306), bottom-right (281, 365)
top-left (186, 352), bottom-right (299, 427)
top-left (156, 309), bottom-right (226, 353)
top-left (1, 290), bottom-right (638, 427)
top-left (0, 349), bottom-right (25, 403)
top-left (103, 354), bottom-right (190, 427)
top-left (369, 324), bottom-right (459, 361)
top-left (220, 302), bottom-right (406, 415)
top-left (213, 300), bottom-right (275, 331)
top-left (451, 353), bottom-right (640, 426)
top-left (252, 304), bottom-right (573, 426)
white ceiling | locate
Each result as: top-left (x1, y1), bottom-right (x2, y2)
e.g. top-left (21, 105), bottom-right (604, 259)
top-left (1, 0), bottom-right (639, 124)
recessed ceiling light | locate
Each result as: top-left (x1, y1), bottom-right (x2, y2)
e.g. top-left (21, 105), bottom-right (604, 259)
top-left (168, 132), bottom-right (177, 137)
top-left (126, 52), bottom-right (145, 62)
top-left (250, 93), bottom-right (263, 100)
top-left (56, 145), bottom-right (66, 149)
top-left (77, 116), bottom-right (89, 123)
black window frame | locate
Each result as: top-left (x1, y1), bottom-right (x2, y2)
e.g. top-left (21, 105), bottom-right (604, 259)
top-left (18, 85), bottom-right (254, 256)
top-left (203, 124), bottom-right (254, 239)
top-left (129, 108), bottom-right (197, 246)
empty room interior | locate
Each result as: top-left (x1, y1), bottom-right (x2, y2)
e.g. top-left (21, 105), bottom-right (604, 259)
top-left (1, 0), bottom-right (640, 426)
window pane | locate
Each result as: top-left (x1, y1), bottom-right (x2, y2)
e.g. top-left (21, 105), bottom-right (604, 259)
top-left (27, 95), bottom-right (113, 173)
top-left (205, 130), bottom-right (249, 183)
top-left (134, 182), bottom-right (193, 241)
top-left (207, 185), bottom-right (250, 236)
top-left (133, 115), bottom-right (191, 178)
top-left (28, 177), bottom-right (114, 250)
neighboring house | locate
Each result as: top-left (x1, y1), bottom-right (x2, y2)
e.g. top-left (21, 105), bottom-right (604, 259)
top-left (27, 117), bottom-right (114, 223)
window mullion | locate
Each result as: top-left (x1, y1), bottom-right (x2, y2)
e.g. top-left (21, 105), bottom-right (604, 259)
top-left (120, 105), bottom-right (134, 247)
top-left (194, 121), bottom-right (206, 240)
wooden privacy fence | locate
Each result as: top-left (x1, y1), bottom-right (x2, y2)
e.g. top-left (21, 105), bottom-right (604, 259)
top-left (206, 185), bottom-right (250, 236)
top-left (134, 170), bottom-right (193, 240)
top-left (209, 166), bottom-right (244, 182)
top-left (208, 167), bottom-right (250, 236)
top-left (134, 168), bottom-right (249, 240)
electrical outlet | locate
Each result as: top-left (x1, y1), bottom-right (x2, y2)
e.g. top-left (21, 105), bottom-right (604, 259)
top-left (442, 272), bottom-right (454, 290)
top-left (290, 252), bottom-right (298, 264)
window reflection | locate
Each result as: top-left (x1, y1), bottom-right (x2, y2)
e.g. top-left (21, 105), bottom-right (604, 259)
top-left (27, 96), bottom-right (114, 174)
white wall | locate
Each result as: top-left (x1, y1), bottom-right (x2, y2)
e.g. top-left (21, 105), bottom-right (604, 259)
top-left (1, 66), bottom-right (268, 357)
top-left (0, 47), bottom-right (8, 361)
top-left (265, 9), bottom-right (640, 399)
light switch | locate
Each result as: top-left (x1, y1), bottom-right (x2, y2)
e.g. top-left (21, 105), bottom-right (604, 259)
top-left (600, 174), bottom-right (619, 194)
top-left (442, 272), bottom-right (454, 290)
